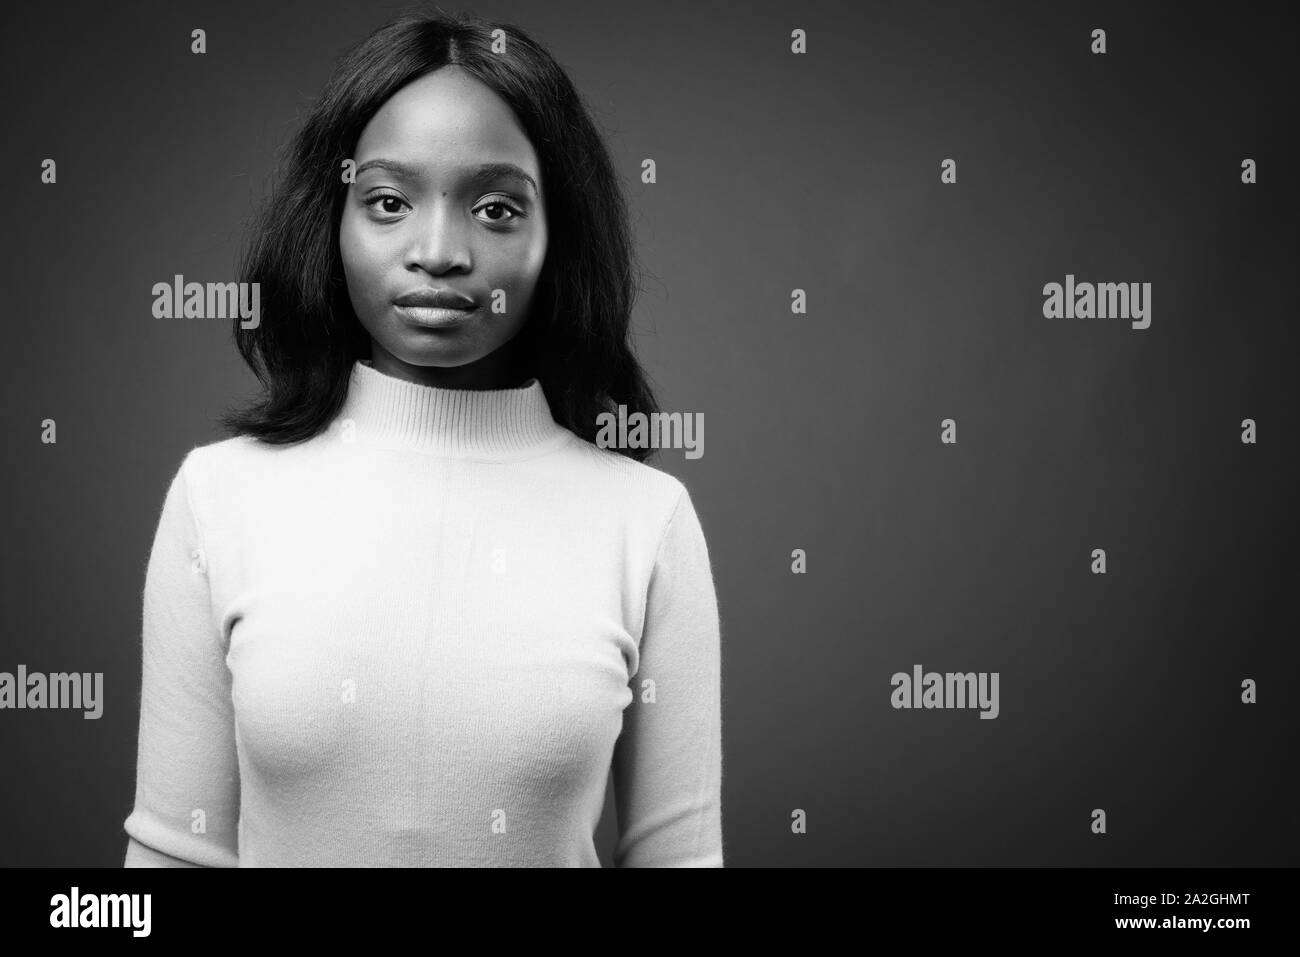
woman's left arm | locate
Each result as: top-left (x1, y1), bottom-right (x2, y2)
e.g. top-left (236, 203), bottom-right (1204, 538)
top-left (611, 486), bottom-right (724, 867)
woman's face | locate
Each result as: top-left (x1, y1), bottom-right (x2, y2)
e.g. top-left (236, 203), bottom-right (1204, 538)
top-left (340, 66), bottom-right (547, 387)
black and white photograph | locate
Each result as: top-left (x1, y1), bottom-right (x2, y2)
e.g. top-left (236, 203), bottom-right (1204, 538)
top-left (1, 0), bottom-right (1295, 939)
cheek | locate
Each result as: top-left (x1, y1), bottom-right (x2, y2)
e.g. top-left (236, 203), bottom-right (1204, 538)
top-left (490, 230), bottom-right (547, 291)
top-left (339, 211), bottom-right (383, 296)
top-left (526, 221), bottom-right (547, 278)
top-left (524, 233), bottom-right (547, 280)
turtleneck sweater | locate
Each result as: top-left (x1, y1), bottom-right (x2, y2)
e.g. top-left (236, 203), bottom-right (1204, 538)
top-left (122, 359), bottom-right (723, 867)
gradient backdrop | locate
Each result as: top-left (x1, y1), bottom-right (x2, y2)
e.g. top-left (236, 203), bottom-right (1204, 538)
top-left (1, 0), bottom-right (1296, 866)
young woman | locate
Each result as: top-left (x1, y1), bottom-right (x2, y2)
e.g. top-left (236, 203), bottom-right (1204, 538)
top-left (123, 11), bottom-right (723, 867)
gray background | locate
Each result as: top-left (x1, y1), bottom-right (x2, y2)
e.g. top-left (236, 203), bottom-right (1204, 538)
top-left (1, 0), bottom-right (1296, 866)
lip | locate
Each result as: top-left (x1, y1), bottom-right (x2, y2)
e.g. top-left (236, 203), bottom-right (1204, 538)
top-left (394, 303), bottom-right (476, 328)
top-left (393, 288), bottom-right (478, 309)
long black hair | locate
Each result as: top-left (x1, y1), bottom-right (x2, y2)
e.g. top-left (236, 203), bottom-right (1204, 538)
top-left (219, 8), bottom-right (661, 462)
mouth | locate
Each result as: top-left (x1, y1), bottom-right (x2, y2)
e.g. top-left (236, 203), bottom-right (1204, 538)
top-left (393, 303), bottom-right (477, 328)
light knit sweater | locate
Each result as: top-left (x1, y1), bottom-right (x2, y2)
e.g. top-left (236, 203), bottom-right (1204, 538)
top-left (122, 359), bottom-right (723, 867)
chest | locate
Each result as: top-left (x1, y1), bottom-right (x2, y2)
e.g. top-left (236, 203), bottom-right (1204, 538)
top-left (219, 502), bottom-right (639, 788)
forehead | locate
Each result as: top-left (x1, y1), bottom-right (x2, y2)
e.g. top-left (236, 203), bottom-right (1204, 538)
top-left (354, 66), bottom-right (538, 173)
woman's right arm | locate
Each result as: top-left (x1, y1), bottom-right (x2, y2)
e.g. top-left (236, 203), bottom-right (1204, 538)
top-left (123, 451), bottom-right (240, 867)
top-left (124, 836), bottom-right (208, 867)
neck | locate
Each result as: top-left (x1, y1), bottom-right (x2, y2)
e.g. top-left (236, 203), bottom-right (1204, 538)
top-left (367, 338), bottom-right (528, 390)
top-left (336, 359), bottom-right (572, 461)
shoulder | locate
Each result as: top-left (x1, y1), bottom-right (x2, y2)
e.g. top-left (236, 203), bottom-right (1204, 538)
top-left (166, 433), bottom-right (308, 513)
top-left (176, 434), bottom-right (286, 481)
top-left (556, 434), bottom-right (689, 524)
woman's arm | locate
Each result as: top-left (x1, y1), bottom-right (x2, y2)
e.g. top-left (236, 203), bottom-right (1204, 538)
top-left (611, 486), bottom-right (724, 867)
top-left (124, 836), bottom-right (208, 867)
top-left (122, 452), bottom-right (240, 867)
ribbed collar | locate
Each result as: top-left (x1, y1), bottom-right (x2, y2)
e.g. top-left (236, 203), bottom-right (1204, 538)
top-left (335, 360), bottom-right (573, 460)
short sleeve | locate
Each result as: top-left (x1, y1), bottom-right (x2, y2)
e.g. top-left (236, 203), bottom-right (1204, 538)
top-left (611, 486), bottom-right (724, 867)
top-left (122, 453), bottom-right (240, 867)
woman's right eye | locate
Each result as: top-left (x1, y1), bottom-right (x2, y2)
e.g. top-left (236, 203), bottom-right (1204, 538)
top-left (363, 193), bottom-right (409, 215)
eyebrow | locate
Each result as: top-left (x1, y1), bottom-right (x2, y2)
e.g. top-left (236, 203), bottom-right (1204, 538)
top-left (354, 158), bottom-right (538, 195)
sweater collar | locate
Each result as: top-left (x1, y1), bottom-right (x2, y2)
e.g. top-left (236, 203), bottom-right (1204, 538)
top-left (336, 359), bottom-right (572, 460)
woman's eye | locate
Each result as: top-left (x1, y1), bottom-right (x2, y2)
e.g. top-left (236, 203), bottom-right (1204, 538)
top-left (475, 200), bottom-right (524, 224)
top-left (363, 193), bottom-right (409, 216)
top-left (361, 193), bottom-right (523, 222)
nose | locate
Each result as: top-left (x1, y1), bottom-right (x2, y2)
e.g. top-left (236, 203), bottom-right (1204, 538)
top-left (404, 201), bottom-right (472, 274)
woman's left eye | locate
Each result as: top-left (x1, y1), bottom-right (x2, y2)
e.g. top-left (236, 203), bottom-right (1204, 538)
top-left (474, 200), bottom-right (524, 223)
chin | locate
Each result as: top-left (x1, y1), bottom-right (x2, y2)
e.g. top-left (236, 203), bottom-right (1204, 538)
top-left (395, 344), bottom-right (487, 367)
